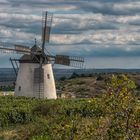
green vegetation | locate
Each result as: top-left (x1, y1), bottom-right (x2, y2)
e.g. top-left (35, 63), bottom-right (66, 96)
top-left (0, 75), bottom-right (140, 140)
top-left (56, 73), bottom-right (140, 98)
top-left (0, 85), bottom-right (14, 92)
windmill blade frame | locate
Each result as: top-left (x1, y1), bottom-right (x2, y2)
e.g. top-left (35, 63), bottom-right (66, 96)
top-left (14, 44), bottom-right (30, 52)
top-left (0, 46), bottom-right (30, 54)
top-left (48, 54), bottom-right (84, 68)
top-left (42, 11), bottom-right (53, 48)
top-left (0, 46), bottom-right (43, 55)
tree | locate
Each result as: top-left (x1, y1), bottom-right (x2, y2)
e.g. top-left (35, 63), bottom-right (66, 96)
top-left (102, 75), bottom-right (139, 139)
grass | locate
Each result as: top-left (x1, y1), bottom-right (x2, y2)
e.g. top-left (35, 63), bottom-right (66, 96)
top-left (0, 96), bottom-right (139, 140)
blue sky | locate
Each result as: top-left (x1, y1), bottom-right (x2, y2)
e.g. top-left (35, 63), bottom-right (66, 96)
top-left (0, 0), bottom-right (140, 68)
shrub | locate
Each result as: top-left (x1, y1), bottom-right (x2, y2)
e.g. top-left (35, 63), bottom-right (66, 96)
top-left (32, 103), bottom-right (62, 116)
top-left (96, 75), bottom-right (104, 81)
top-left (70, 72), bottom-right (79, 79)
top-left (60, 76), bottom-right (67, 81)
top-left (102, 75), bottom-right (139, 139)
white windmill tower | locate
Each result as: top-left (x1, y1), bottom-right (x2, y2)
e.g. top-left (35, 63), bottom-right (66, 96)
top-left (0, 11), bottom-right (84, 99)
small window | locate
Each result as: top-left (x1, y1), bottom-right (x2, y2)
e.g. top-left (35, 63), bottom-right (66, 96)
top-left (19, 86), bottom-right (21, 91)
top-left (47, 74), bottom-right (50, 79)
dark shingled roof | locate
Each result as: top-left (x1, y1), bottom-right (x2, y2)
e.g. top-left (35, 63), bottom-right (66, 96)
top-left (19, 45), bottom-right (43, 63)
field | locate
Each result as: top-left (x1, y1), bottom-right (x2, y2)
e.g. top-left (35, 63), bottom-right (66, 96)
top-left (56, 73), bottom-right (140, 98)
top-left (0, 74), bottom-right (140, 140)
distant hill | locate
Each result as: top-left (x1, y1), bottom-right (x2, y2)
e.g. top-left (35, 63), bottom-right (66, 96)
top-left (1, 68), bottom-right (140, 85)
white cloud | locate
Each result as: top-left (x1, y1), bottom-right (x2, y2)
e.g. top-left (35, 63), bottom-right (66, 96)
top-left (0, 0), bottom-right (140, 57)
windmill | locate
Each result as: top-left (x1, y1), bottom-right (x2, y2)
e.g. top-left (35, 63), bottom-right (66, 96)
top-left (0, 11), bottom-right (84, 99)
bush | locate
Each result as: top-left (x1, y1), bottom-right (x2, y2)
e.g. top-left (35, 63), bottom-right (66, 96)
top-left (70, 72), bottom-right (79, 79)
top-left (102, 75), bottom-right (139, 139)
top-left (60, 76), bottom-right (67, 81)
top-left (32, 103), bottom-right (62, 116)
top-left (0, 107), bottom-right (33, 127)
top-left (96, 75), bottom-right (104, 81)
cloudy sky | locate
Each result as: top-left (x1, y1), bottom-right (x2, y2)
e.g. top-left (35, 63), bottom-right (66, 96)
top-left (0, 0), bottom-right (140, 68)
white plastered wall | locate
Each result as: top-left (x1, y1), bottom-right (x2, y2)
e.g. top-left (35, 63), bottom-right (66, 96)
top-left (14, 63), bottom-right (57, 99)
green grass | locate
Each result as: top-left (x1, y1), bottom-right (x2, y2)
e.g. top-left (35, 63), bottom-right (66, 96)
top-left (0, 96), bottom-right (139, 140)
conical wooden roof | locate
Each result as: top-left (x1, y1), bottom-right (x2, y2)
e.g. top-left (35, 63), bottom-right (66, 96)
top-left (19, 44), bottom-right (43, 63)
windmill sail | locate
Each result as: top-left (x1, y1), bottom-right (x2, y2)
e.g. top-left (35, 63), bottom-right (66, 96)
top-left (0, 46), bottom-right (29, 54)
top-left (55, 55), bottom-right (70, 65)
top-left (0, 46), bottom-right (42, 55)
top-left (54, 55), bottom-right (84, 68)
top-left (15, 44), bottom-right (30, 52)
top-left (42, 26), bottom-right (51, 42)
top-left (42, 12), bottom-right (53, 43)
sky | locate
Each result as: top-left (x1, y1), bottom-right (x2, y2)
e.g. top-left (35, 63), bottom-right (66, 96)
top-left (0, 0), bottom-right (140, 68)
